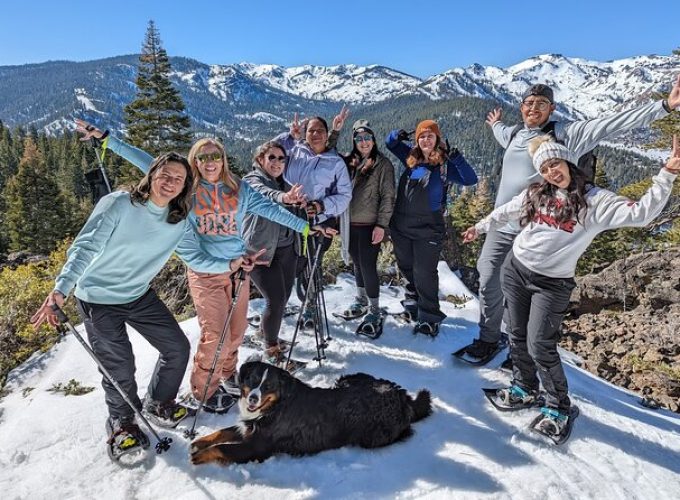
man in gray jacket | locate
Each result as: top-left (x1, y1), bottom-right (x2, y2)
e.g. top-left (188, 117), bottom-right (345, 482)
top-left (463, 76), bottom-right (680, 363)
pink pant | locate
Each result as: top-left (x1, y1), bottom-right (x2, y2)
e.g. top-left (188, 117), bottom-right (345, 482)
top-left (188, 269), bottom-right (250, 399)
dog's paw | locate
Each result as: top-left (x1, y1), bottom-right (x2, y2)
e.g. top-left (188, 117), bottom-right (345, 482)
top-left (190, 447), bottom-right (228, 466)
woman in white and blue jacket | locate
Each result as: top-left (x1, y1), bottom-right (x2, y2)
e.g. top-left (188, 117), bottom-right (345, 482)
top-left (75, 120), bottom-right (309, 413)
top-left (274, 112), bottom-right (353, 326)
top-left (386, 119), bottom-right (478, 336)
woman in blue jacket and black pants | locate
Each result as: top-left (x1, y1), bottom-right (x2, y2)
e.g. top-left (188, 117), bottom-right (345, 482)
top-left (386, 120), bottom-right (477, 336)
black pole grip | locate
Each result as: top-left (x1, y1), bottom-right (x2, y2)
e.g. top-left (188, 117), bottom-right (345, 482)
top-left (49, 303), bottom-right (69, 324)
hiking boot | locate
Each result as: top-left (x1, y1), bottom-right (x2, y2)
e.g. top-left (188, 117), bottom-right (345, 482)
top-left (143, 398), bottom-right (193, 428)
top-left (300, 306), bottom-right (317, 329)
top-left (264, 344), bottom-right (285, 365)
top-left (221, 373), bottom-right (241, 397)
top-left (107, 415), bottom-right (147, 449)
top-left (202, 386), bottom-right (236, 414)
top-left (465, 338), bottom-right (499, 359)
top-left (535, 407), bottom-right (570, 436)
top-left (414, 321), bottom-right (439, 337)
top-left (495, 385), bottom-right (539, 408)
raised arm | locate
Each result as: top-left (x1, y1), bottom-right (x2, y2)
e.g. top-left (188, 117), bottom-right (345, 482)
top-left (385, 129), bottom-right (412, 167)
top-left (75, 119), bottom-right (154, 173)
top-left (446, 148), bottom-right (478, 186)
top-left (241, 181), bottom-right (309, 233)
top-left (591, 136), bottom-right (679, 230)
top-left (561, 76), bottom-right (680, 157)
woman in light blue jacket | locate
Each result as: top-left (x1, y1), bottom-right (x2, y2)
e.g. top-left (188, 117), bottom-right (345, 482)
top-left (75, 120), bottom-right (309, 413)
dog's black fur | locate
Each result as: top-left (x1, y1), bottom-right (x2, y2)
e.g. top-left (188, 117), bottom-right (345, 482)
top-left (190, 361), bottom-right (432, 465)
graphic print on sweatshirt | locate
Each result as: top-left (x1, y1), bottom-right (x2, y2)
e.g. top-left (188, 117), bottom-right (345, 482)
top-left (532, 199), bottom-right (577, 233)
top-left (193, 184), bottom-right (239, 236)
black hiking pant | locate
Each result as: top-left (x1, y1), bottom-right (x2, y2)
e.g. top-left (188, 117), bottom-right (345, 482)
top-left (390, 227), bottom-right (446, 324)
top-left (348, 225), bottom-right (381, 300)
top-left (250, 243), bottom-right (297, 347)
top-left (76, 289), bottom-right (190, 420)
top-left (502, 254), bottom-right (576, 412)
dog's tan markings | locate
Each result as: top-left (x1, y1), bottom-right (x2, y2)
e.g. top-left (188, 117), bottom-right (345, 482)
top-left (191, 447), bottom-right (232, 466)
top-left (190, 428), bottom-right (242, 454)
top-left (257, 393), bottom-right (279, 413)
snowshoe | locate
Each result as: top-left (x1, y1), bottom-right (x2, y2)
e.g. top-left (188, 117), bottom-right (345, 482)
top-left (298, 307), bottom-right (317, 330)
top-left (413, 321), bottom-right (439, 337)
top-left (386, 310), bottom-right (416, 324)
top-left (356, 311), bottom-right (385, 339)
top-left (106, 417), bottom-right (150, 467)
top-left (453, 335), bottom-right (509, 366)
top-left (181, 386), bottom-right (236, 415)
top-left (143, 398), bottom-right (195, 428)
top-left (242, 332), bottom-right (293, 352)
top-left (248, 305), bottom-right (300, 328)
top-left (483, 385), bottom-right (545, 412)
top-left (264, 345), bottom-right (306, 374)
top-left (333, 301), bottom-right (369, 321)
top-left (221, 374), bottom-right (241, 398)
top-left (529, 406), bottom-right (580, 445)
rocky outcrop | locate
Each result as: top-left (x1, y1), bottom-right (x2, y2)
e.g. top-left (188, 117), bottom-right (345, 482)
top-left (562, 247), bottom-right (680, 412)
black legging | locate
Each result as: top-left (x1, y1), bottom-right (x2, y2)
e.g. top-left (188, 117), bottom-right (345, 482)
top-left (250, 244), bottom-right (297, 347)
top-left (348, 225), bottom-right (381, 299)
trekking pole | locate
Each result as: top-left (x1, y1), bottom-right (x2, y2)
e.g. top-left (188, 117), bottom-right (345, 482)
top-left (90, 135), bottom-right (112, 194)
top-left (49, 304), bottom-right (172, 454)
top-left (184, 268), bottom-right (247, 439)
top-left (309, 238), bottom-right (327, 362)
top-left (287, 241), bottom-right (325, 368)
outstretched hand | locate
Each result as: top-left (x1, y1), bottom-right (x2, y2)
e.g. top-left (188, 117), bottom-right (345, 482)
top-left (241, 248), bottom-right (269, 272)
top-left (75, 118), bottom-right (104, 141)
top-left (485, 108), bottom-right (502, 127)
top-left (332, 105), bottom-right (350, 132)
top-left (30, 291), bottom-right (65, 329)
top-left (665, 134), bottom-right (680, 174)
top-left (667, 75), bottom-right (680, 110)
top-left (461, 226), bottom-right (479, 244)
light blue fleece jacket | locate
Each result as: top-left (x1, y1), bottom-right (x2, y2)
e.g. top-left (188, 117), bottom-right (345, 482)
top-left (105, 136), bottom-right (309, 272)
top-left (54, 191), bottom-right (200, 304)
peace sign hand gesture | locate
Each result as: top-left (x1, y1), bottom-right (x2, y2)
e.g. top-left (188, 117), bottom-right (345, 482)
top-left (290, 113), bottom-right (302, 140)
top-left (332, 105), bottom-right (350, 132)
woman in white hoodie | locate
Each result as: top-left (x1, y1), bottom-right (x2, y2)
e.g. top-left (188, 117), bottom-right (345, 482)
top-left (463, 135), bottom-right (679, 439)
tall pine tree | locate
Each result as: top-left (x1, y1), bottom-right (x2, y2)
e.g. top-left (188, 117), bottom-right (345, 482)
top-left (3, 137), bottom-right (68, 254)
top-left (124, 20), bottom-right (192, 182)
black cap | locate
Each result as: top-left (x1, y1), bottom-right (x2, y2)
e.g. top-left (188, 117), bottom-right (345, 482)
top-left (522, 84), bottom-right (554, 104)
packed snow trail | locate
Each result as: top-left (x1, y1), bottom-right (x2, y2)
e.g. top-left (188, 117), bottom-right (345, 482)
top-left (1, 266), bottom-right (679, 499)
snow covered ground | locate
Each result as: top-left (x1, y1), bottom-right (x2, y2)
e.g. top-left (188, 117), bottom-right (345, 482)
top-left (1, 266), bottom-right (679, 499)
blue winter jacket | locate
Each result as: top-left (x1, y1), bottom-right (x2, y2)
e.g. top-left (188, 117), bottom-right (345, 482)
top-left (105, 136), bottom-right (309, 272)
top-left (385, 130), bottom-right (477, 239)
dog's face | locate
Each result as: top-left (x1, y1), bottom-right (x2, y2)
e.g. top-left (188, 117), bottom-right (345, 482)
top-left (238, 362), bottom-right (288, 419)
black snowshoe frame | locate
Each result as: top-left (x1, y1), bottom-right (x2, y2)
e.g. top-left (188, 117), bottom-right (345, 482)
top-left (453, 334), bottom-right (509, 366)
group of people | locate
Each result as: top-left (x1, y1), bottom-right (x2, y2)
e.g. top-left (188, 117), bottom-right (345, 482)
top-left (30, 75), bottom-right (680, 456)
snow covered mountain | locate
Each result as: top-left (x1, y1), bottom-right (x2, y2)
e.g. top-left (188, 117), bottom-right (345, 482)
top-left (1, 269), bottom-right (679, 498)
top-left (0, 53), bottom-right (676, 143)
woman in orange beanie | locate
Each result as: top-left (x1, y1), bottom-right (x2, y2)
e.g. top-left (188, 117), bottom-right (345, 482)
top-left (385, 120), bottom-right (477, 336)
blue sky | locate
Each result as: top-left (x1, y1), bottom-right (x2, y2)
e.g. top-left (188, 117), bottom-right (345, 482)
top-left (4, 0), bottom-right (678, 77)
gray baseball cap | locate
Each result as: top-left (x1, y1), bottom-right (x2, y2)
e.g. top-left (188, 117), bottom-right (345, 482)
top-left (522, 84), bottom-right (554, 103)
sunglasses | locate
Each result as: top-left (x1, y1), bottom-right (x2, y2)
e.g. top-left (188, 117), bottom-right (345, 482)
top-left (266, 154), bottom-right (286, 163)
top-left (354, 134), bottom-right (374, 143)
top-left (196, 152), bottom-right (223, 163)
top-left (522, 99), bottom-right (551, 110)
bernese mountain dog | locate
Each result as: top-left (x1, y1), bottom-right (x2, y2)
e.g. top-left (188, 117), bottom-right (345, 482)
top-left (190, 361), bottom-right (432, 465)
